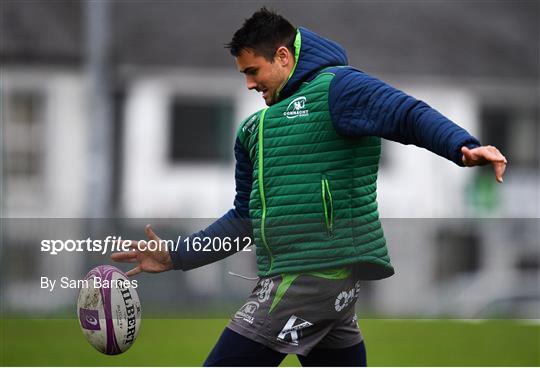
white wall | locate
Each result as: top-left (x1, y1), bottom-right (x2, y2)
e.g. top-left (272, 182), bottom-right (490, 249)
top-left (121, 69), bottom-right (264, 218)
top-left (3, 69), bottom-right (89, 310)
top-left (372, 83), bottom-right (481, 314)
top-left (3, 69), bottom-right (90, 218)
top-left (377, 84), bottom-right (479, 219)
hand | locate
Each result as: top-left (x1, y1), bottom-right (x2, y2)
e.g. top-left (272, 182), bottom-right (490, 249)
top-left (110, 224), bottom-right (173, 276)
top-left (461, 145), bottom-right (507, 183)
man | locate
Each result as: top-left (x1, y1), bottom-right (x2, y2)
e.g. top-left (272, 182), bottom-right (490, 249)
top-left (112, 8), bottom-right (507, 366)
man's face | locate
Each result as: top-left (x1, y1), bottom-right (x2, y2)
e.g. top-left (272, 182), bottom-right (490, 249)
top-left (235, 47), bottom-right (293, 106)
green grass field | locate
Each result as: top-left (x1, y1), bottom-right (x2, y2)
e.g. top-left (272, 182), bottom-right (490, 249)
top-left (1, 318), bottom-right (538, 366)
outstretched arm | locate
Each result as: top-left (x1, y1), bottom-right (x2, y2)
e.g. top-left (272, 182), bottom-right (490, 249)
top-left (168, 137), bottom-right (253, 270)
top-left (329, 67), bottom-right (507, 182)
top-left (111, 137), bottom-right (254, 274)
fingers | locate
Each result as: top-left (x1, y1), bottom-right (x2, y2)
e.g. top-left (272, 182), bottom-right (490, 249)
top-left (121, 239), bottom-right (147, 251)
top-left (109, 251), bottom-right (140, 276)
top-left (482, 146), bottom-right (507, 163)
top-left (483, 146), bottom-right (507, 183)
top-left (494, 162), bottom-right (506, 183)
top-left (111, 226), bottom-right (159, 252)
top-left (110, 251), bottom-right (138, 263)
top-left (462, 145), bottom-right (508, 183)
top-left (111, 239), bottom-right (143, 251)
top-left (110, 226), bottom-right (162, 278)
top-left (127, 239), bottom-right (145, 250)
top-left (493, 156), bottom-right (507, 183)
top-left (145, 224), bottom-right (159, 241)
top-left (461, 146), bottom-right (477, 166)
top-left (482, 145), bottom-right (506, 162)
top-left (126, 266), bottom-right (142, 277)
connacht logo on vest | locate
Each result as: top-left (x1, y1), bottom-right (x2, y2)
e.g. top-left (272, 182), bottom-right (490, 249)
top-left (283, 96), bottom-right (309, 119)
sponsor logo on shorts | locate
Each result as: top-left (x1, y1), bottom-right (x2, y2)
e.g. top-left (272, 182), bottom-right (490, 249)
top-left (334, 281), bottom-right (361, 312)
top-left (234, 301), bottom-right (259, 325)
top-left (257, 279), bottom-right (274, 303)
top-left (277, 315), bottom-right (313, 346)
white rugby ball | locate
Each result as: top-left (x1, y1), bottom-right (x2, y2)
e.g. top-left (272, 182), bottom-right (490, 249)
top-left (77, 265), bottom-right (141, 355)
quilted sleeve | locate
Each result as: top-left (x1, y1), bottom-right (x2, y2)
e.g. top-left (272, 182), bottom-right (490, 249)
top-left (328, 67), bottom-right (480, 166)
top-left (169, 137), bottom-right (253, 270)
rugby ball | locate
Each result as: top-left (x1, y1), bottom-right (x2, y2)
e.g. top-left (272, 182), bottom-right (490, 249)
top-left (77, 265), bottom-right (141, 355)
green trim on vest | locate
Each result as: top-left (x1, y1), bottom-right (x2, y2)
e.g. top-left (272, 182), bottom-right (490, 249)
top-left (257, 108), bottom-right (273, 273)
top-left (306, 267), bottom-right (351, 280)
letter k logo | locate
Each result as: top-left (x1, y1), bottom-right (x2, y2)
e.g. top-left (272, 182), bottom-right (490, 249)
top-left (277, 315), bottom-right (313, 346)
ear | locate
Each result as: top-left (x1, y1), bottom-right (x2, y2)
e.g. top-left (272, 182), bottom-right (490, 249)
top-left (275, 46), bottom-right (293, 67)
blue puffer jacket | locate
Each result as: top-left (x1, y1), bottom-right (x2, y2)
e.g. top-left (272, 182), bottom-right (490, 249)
top-left (170, 28), bottom-right (480, 271)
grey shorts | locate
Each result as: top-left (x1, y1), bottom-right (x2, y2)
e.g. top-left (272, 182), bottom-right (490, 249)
top-left (227, 267), bottom-right (363, 356)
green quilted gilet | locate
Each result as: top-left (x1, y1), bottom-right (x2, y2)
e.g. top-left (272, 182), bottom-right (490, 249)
top-left (238, 71), bottom-right (394, 279)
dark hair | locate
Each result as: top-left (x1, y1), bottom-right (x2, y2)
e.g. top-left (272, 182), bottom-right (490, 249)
top-left (226, 7), bottom-right (296, 61)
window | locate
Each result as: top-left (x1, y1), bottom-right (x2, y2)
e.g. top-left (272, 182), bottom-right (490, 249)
top-left (3, 239), bottom-right (40, 282)
top-left (434, 226), bottom-right (480, 282)
top-left (4, 90), bottom-right (45, 181)
top-left (168, 97), bottom-right (234, 163)
top-left (480, 105), bottom-right (539, 169)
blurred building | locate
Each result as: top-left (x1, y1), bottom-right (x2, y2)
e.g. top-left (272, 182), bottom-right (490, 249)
top-left (1, 0), bottom-right (538, 317)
